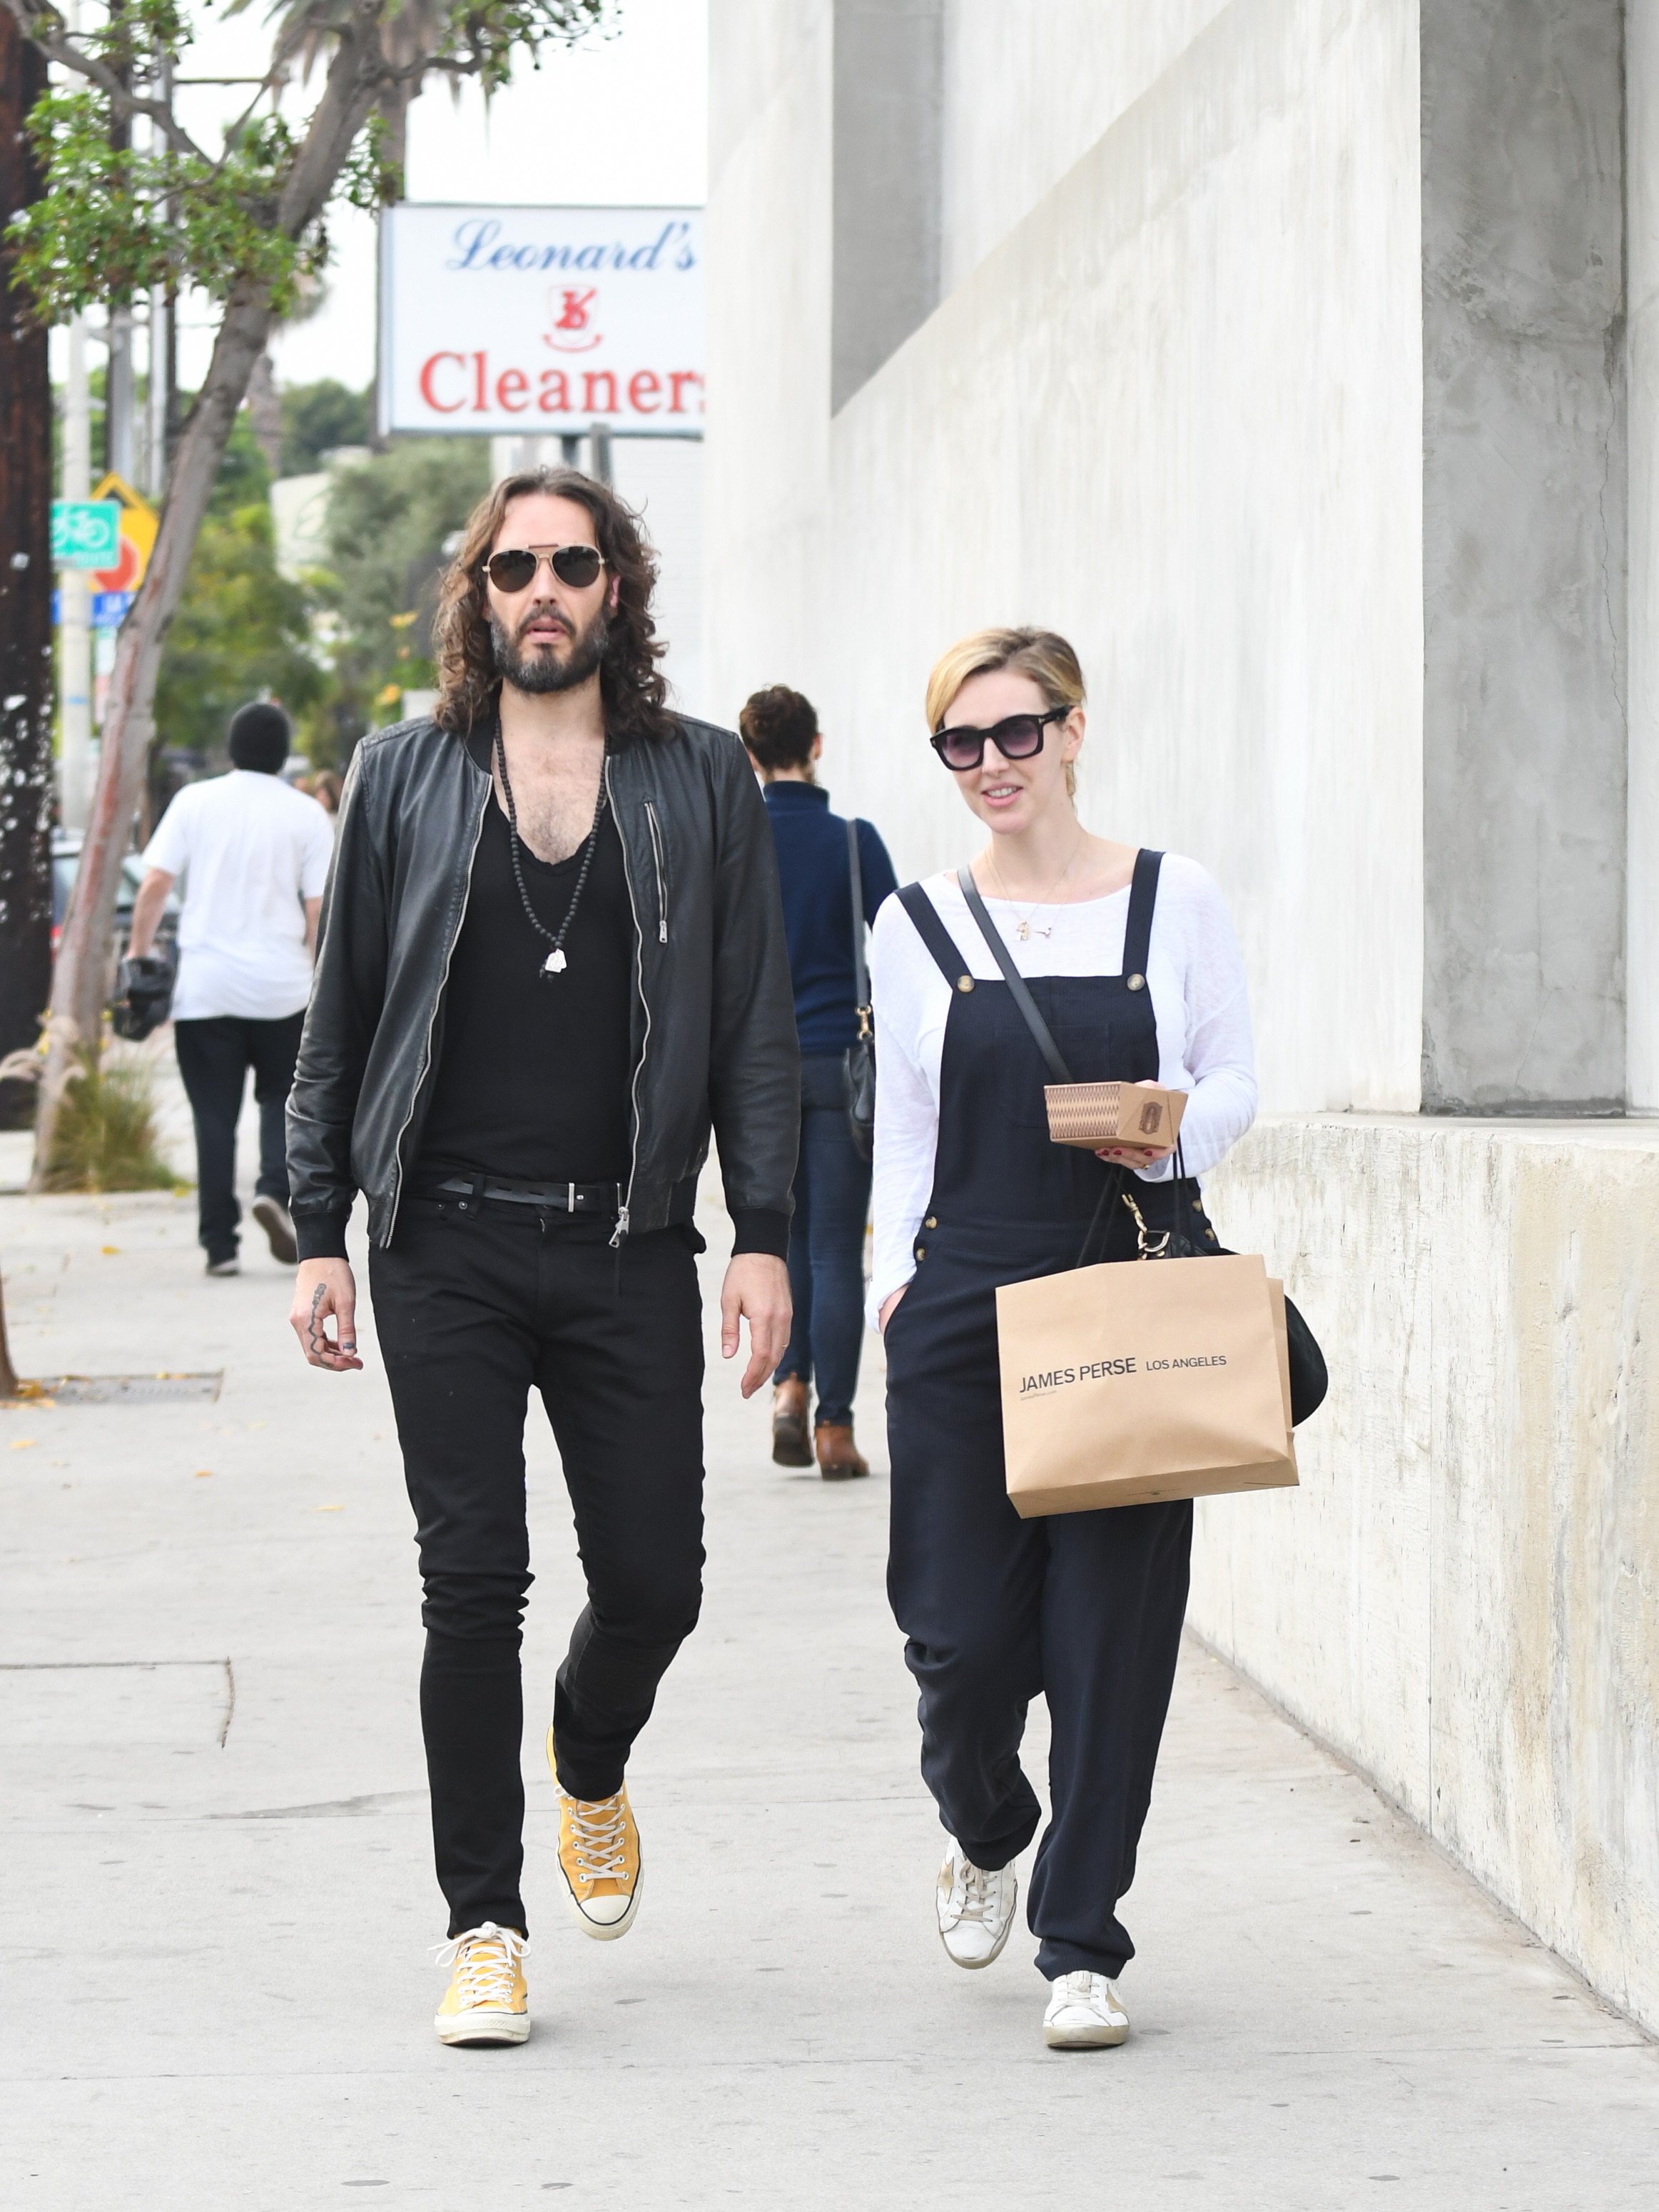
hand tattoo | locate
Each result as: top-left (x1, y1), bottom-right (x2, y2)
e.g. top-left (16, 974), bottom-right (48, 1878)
top-left (306, 1283), bottom-right (327, 1358)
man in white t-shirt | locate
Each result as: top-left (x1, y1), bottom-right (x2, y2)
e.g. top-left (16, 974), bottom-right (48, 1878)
top-left (129, 702), bottom-right (335, 1276)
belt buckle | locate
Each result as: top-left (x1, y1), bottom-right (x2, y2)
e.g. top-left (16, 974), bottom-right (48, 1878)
top-left (567, 1181), bottom-right (577, 1212)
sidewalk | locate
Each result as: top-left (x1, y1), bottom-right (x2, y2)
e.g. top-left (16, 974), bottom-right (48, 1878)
top-left (2, 1148), bottom-right (1658, 2206)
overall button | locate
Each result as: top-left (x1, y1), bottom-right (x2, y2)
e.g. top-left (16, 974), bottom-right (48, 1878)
top-left (924, 1215), bottom-right (938, 1229)
top-left (1127, 973), bottom-right (1146, 991)
top-left (914, 1244), bottom-right (927, 1260)
top-left (956, 975), bottom-right (975, 993)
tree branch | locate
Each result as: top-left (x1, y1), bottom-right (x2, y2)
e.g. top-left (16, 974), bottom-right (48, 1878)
top-left (380, 51), bottom-right (489, 87)
top-left (0, 0), bottom-right (215, 166)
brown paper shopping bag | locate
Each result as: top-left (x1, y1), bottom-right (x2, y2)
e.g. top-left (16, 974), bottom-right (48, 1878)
top-left (996, 1251), bottom-right (1298, 1516)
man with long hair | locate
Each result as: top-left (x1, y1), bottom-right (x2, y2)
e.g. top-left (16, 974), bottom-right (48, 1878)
top-left (284, 468), bottom-right (798, 2046)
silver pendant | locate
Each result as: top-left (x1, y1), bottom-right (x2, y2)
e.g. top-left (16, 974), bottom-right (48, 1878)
top-left (543, 948), bottom-right (567, 974)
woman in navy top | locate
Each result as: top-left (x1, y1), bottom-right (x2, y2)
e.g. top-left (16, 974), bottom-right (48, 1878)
top-left (741, 686), bottom-right (898, 1478)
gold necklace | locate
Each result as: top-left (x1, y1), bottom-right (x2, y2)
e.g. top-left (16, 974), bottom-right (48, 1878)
top-left (988, 833), bottom-right (1087, 941)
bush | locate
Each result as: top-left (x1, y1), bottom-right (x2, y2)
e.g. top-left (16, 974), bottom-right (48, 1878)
top-left (41, 1050), bottom-right (178, 1194)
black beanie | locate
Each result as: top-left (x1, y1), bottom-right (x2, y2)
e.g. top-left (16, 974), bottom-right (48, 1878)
top-left (228, 700), bottom-right (291, 774)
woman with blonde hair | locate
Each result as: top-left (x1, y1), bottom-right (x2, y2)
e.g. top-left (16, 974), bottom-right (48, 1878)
top-left (869, 627), bottom-right (1256, 2048)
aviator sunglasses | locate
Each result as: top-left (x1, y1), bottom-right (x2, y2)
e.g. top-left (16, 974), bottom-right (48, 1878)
top-left (484, 542), bottom-right (607, 594)
top-left (929, 704), bottom-right (1070, 772)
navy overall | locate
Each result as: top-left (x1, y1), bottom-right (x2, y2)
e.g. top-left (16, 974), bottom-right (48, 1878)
top-left (885, 852), bottom-right (1210, 1980)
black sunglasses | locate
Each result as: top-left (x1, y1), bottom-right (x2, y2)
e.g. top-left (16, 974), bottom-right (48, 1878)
top-left (929, 705), bottom-right (1070, 772)
top-left (484, 542), bottom-right (607, 594)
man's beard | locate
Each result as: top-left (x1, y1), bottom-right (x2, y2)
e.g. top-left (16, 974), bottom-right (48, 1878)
top-left (490, 604), bottom-right (609, 695)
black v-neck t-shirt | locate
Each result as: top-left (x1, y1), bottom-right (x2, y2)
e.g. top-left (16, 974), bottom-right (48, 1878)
top-left (416, 794), bottom-right (634, 1187)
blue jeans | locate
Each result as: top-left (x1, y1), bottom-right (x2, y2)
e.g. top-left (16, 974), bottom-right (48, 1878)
top-left (774, 1052), bottom-right (871, 1427)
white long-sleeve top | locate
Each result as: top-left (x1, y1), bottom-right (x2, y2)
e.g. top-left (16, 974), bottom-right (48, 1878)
top-left (868, 856), bottom-right (1257, 1323)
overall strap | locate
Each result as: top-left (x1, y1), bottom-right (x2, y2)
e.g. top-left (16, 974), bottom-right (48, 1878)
top-left (898, 881), bottom-right (972, 990)
top-left (1121, 848), bottom-right (1165, 983)
top-left (847, 821), bottom-right (871, 1030)
top-left (955, 868), bottom-right (1074, 1086)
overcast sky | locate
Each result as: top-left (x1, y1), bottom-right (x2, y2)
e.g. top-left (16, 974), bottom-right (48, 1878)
top-left (101, 0), bottom-right (708, 392)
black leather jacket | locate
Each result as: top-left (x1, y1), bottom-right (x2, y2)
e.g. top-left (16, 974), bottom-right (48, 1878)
top-left (286, 714), bottom-right (800, 1260)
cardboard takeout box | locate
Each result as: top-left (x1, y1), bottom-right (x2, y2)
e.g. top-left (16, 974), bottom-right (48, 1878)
top-left (1044, 1081), bottom-right (1187, 1156)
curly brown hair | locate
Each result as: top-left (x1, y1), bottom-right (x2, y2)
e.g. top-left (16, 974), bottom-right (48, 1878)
top-left (432, 466), bottom-right (674, 744)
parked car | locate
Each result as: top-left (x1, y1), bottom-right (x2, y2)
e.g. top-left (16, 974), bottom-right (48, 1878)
top-left (51, 833), bottom-right (179, 961)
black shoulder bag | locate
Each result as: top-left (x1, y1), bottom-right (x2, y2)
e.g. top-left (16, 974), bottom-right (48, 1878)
top-left (843, 819), bottom-right (877, 1160)
top-left (954, 866), bottom-right (1327, 1426)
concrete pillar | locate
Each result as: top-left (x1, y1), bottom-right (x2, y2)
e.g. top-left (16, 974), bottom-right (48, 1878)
top-left (1419, 0), bottom-right (1627, 1112)
top-left (831, 0), bottom-right (943, 412)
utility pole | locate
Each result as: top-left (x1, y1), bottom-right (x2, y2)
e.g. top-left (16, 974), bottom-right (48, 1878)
top-left (57, 0), bottom-right (93, 833)
top-left (146, 285), bottom-right (168, 499)
top-left (104, 1), bottom-right (133, 483)
top-left (0, 10), bottom-right (56, 1113)
top-left (107, 306), bottom-right (135, 482)
top-left (59, 318), bottom-right (95, 833)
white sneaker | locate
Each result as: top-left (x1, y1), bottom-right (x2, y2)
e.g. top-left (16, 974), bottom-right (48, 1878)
top-left (935, 1845), bottom-right (1017, 1969)
top-left (1042, 1971), bottom-right (1130, 2049)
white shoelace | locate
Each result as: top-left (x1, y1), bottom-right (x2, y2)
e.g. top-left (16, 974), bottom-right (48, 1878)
top-left (948, 1857), bottom-right (1001, 1925)
top-left (1052, 1971), bottom-right (1120, 2015)
top-left (564, 1791), bottom-right (630, 1881)
top-left (432, 1922), bottom-right (527, 2009)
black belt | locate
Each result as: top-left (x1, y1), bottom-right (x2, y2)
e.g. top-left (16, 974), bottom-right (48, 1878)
top-left (427, 1174), bottom-right (622, 1215)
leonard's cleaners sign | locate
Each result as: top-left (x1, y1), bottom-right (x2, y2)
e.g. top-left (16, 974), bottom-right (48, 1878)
top-left (379, 205), bottom-right (704, 437)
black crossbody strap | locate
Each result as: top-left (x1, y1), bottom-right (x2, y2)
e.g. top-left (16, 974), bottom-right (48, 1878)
top-left (897, 881), bottom-right (975, 990)
top-left (955, 867), bottom-right (1073, 1085)
top-left (847, 820), bottom-right (870, 1025)
top-left (1121, 848), bottom-right (1164, 980)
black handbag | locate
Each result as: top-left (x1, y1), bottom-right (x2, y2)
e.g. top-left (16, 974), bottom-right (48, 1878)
top-left (843, 818), bottom-right (876, 1160)
top-left (956, 866), bottom-right (1327, 1426)
top-left (111, 950), bottom-right (176, 1042)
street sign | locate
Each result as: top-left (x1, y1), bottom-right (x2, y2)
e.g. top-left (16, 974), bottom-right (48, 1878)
top-left (378, 205), bottom-right (704, 437)
top-left (52, 499), bottom-right (121, 569)
top-left (92, 591), bottom-right (134, 629)
top-left (91, 472), bottom-right (158, 596)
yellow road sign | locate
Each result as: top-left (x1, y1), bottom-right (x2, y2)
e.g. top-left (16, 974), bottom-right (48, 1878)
top-left (91, 471), bottom-right (158, 594)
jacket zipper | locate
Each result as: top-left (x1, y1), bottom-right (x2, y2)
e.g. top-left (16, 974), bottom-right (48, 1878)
top-left (610, 756), bottom-right (649, 1247)
top-left (644, 799), bottom-right (669, 943)
top-left (385, 777), bottom-right (489, 1245)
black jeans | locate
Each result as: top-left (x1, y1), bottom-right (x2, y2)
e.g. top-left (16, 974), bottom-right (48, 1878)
top-left (368, 1199), bottom-right (706, 1937)
top-left (774, 1052), bottom-right (871, 1427)
top-left (172, 1013), bottom-right (305, 1261)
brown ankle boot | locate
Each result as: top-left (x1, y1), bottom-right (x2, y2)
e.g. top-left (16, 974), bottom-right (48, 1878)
top-left (814, 1422), bottom-right (870, 1481)
top-left (771, 1378), bottom-right (812, 1467)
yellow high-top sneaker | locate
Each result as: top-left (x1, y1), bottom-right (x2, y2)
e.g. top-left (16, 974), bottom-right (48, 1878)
top-left (547, 1725), bottom-right (643, 1939)
top-left (432, 1922), bottom-right (529, 2046)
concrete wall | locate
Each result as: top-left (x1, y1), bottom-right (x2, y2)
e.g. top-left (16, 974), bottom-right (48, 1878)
top-left (1195, 1118), bottom-right (1659, 2031)
top-left (706, 1), bottom-right (834, 736)
top-left (1420, 0), bottom-right (1627, 1113)
top-left (832, 0), bottom-right (943, 410)
top-left (709, 0), bottom-right (1426, 1120)
top-left (938, 1), bottom-right (1234, 293)
top-left (1629, 0), bottom-right (1659, 1113)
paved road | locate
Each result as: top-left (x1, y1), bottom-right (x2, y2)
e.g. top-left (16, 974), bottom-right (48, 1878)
top-left (3, 1159), bottom-right (1658, 2209)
